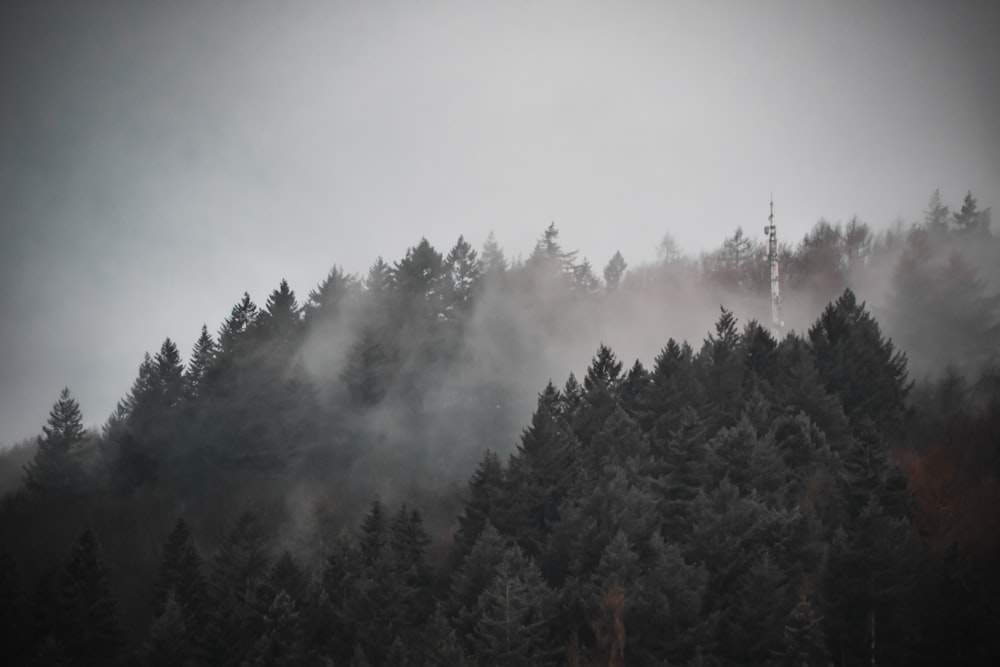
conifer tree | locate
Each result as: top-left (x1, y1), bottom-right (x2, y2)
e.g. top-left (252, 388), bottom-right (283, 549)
top-left (923, 189), bottom-right (950, 231)
top-left (153, 338), bottom-right (186, 410)
top-left (700, 307), bottom-right (746, 431)
top-left (603, 251), bottom-right (627, 291)
top-left (244, 590), bottom-right (306, 667)
top-left (359, 498), bottom-right (388, 567)
top-left (454, 450), bottom-right (505, 558)
top-left (505, 382), bottom-right (578, 559)
top-left (449, 523), bottom-right (509, 638)
top-left (341, 328), bottom-right (395, 407)
top-left (773, 336), bottom-right (851, 454)
top-left (217, 292), bottom-right (260, 360)
top-left (646, 338), bottom-right (699, 436)
top-left (56, 527), bottom-right (122, 666)
top-left (305, 265), bottom-right (359, 325)
top-left (364, 256), bottom-right (394, 303)
top-left (153, 517), bottom-right (206, 638)
top-left (388, 504), bottom-right (433, 611)
top-left (423, 606), bottom-right (473, 667)
top-left (259, 279), bottom-right (302, 356)
top-left (480, 231), bottom-right (508, 276)
top-left (314, 530), bottom-right (363, 662)
top-left (184, 324), bottom-right (217, 399)
top-left (742, 320), bottom-right (778, 391)
top-left (618, 359), bottom-right (650, 418)
top-left (528, 223), bottom-right (578, 283)
top-left (470, 548), bottom-right (557, 667)
top-left (203, 510), bottom-right (271, 666)
top-left (583, 344), bottom-right (624, 394)
top-left (143, 591), bottom-right (197, 667)
top-left (808, 289), bottom-right (910, 440)
top-left (264, 550), bottom-right (309, 607)
top-left (952, 190), bottom-right (991, 234)
top-left (23, 388), bottom-right (87, 495)
top-left (445, 235), bottom-right (482, 318)
top-left (571, 258), bottom-right (601, 294)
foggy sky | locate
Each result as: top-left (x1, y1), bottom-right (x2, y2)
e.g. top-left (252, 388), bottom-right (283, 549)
top-left (1, 0), bottom-right (998, 446)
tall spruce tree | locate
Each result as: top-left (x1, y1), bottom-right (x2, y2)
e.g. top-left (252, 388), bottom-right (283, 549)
top-left (470, 547), bottom-right (558, 667)
top-left (56, 527), bottom-right (123, 666)
top-left (808, 289), bottom-right (910, 441)
top-left (184, 324), bottom-right (217, 399)
top-left (23, 388), bottom-right (87, 495)
top-left (152, 518), bottom-right (206, 632)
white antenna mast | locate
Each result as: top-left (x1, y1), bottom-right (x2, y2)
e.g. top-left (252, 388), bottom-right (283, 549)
top-left (764, 195), bottom-right (783, 338)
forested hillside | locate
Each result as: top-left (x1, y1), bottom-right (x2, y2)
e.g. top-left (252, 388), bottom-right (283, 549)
top-left (1, 191), bottom-right (998, 665)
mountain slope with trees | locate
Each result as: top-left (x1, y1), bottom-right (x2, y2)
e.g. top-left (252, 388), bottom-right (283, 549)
top-left (1, 190), bottom-right (998, 664)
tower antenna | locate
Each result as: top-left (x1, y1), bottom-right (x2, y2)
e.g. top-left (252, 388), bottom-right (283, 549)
top-left (764, 195), bottom-right (783, 338)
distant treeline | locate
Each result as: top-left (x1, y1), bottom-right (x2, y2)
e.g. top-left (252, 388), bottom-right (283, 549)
top-left (0, 190), bottom-right (998, 665)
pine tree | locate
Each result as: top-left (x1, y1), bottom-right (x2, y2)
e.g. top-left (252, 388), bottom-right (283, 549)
top-left (217, 292), bottom-right (260, 361)
top-left (789, 220), bottom-right (846, 298)
top-left (341, 329), bottom-right (395, 407)
top-left (584, 344), bottom-right (624, 395)
top-left (359, 498), bottom-right (388, 566)
top-left (602, 251), bottom-right (628, 291)
top-left (454, 450), bottom-right (505, 559)
top-left (364, 256), bottom-right (394, 300)
top-left (824, 497), bottom-right (918, 667)
top-left (843, 216), bottom-right (873, 273)
top-left (154, 338), bottom-right (186, 410)
top-left (143, 591), bottom-right (197, 667)
top-left (259, 279), bottom-right (302, 356)
top-left (742, 320), bottom-right (778, 392)
top-left (264, 550), bottom-right (309, 607)
top-left (153, 517), bottom-right (206, 636)
top-left (481, 231), bottom-right (508, 276)
top-left (56, 527), bottom-right (122, 666)
top-left (722, 550), bottom-right (793, 665)
top-left (773, 335), bottom-right (851, 455)
top-left (952, 190), bottom-right (991, 234)
top-left (314, 530), bottom-right (363, 662)
top-left (203, 510), bottom-right (271, 666)
top-left (528, 223), bottom-right (578, 283)
top-left (388, 504), bottom-right (433, 607)
top-left (394, 238), bottom-right (448, 314)
top-left (923, 189), bottom-right (950, 231)
top-left (505, 382), bottom-right (578, 559)
top-left (449, 524), bottom-right (509, 638)
top-left (636, 532), bottom-right (709, 665)
top-left (244, 590), bottom-right (307, 667)
top-left (808, 289), bottom-right (910, 440)
top-left (184, 324), bottom-right (217, 399)
top-left (23, 388), bottom-right (87, 495)
top-left (423, 606), bottom-right (473, 667)
top-left (619, 359), bottom-right (650, 418)
top-left (646, 338), bottom-right (699, 436)
top-left (470, 548), bottom-right (558, 667)
top-left (305, 265), bottom-right (359, 325)
top-left (445, 235), bottom-right (482, 318)
top-left (700, 307), bottom-right (746, 431)
top-left (654, 406), bottom-right (711, 540)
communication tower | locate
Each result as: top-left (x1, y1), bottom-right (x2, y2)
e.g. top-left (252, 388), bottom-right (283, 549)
top-left (764, 195), bottom-right (783, 338)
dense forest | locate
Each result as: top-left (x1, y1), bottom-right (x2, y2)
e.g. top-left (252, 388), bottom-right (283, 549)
top-left (1, 190), bottom-right (998, 666)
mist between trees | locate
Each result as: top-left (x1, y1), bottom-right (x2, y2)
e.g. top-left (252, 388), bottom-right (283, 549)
top-left (0, 189), bottom-right (998, 665)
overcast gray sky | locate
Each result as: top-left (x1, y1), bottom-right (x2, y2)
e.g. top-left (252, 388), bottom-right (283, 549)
top-left (1, 0), bottom-right (998, 445)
